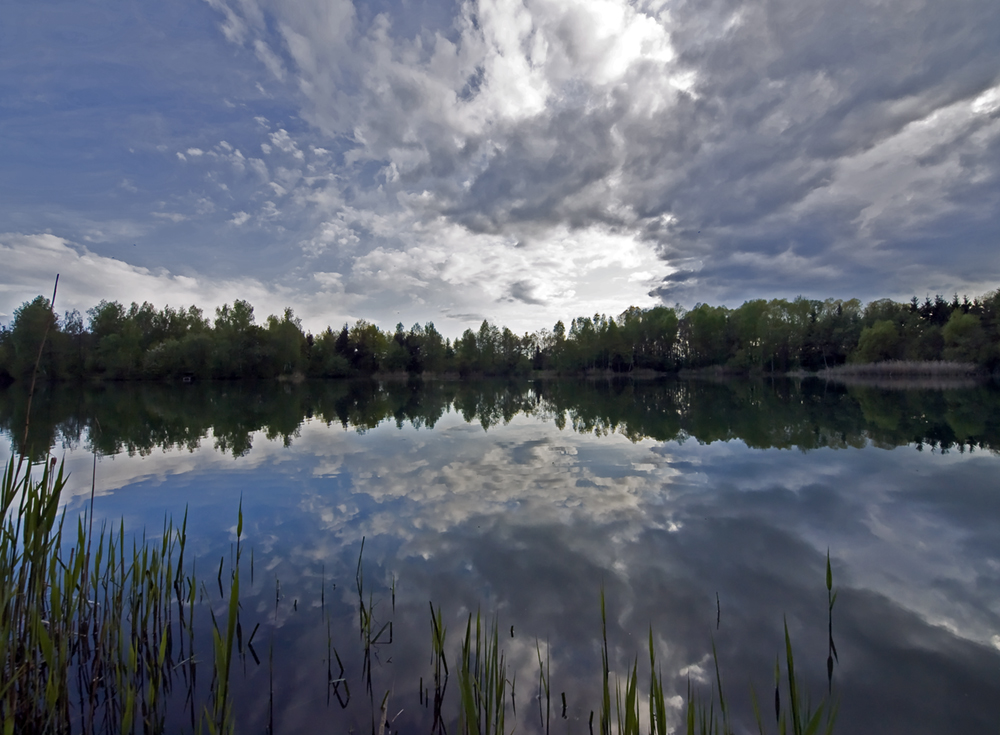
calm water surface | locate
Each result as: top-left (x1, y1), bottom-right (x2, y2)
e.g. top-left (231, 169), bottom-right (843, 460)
top-left (3, 378), bottom-right (999, 733)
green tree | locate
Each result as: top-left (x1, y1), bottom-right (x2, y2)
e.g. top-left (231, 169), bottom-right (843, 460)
top-left (214, 299), bottom-right (255, 334)
top-left (853, 320), bottom-right (902, 363)
top-left (942, 311), bottom-right (988, 364)
top-left (347, 320), bottom-right (386, 374)
top-left (477, 321), bottom-right (501, 372)
top-left (728, 300), bottom-right (768, 370)
top-left (86, 300), bottom-right (149, 379)
top-left (419, 323), bottom-right (447, 373)
top-left (680, 304), bottom-right (730, 368)
top-left (56, 309), bottom-right (87, 379)
top-left (309, 327), bottom-right (351, 377)
top-left (455, 329), bottom-right (478, 376)
top-left (6, 296), bottom-right (60, 381)
top-left (264, 308), bottom-right (307, 376)
top-left (211, 300), bottom-right (263, 378)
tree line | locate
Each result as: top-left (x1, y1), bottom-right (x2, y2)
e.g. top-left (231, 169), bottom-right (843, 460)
top-left (1, 290), bottom-right (998, 384)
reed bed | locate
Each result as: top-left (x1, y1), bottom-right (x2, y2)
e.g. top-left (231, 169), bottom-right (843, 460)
top-left (820, 360), bottom-right (984, 379)
top-left (0, 453), bottom-right (246, 735)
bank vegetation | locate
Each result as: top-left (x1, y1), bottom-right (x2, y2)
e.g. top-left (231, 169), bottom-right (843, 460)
top-left (2, 290), bottom-right (999, 383)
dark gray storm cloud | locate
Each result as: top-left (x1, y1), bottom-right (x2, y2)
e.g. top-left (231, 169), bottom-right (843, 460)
top-left (348, 0), bottom-right (999, 302)
top-left (292, 0), bottom-right (999, 305)
top-left (429, 0), bottom-right (1000, 302)
top-left (506, 279), bottom-right (547, 304)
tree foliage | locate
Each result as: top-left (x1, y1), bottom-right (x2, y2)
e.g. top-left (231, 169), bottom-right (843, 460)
top-left (2, 289), bottom-right (999, 384)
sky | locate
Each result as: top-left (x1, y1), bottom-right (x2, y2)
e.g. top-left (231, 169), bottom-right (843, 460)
top-left (2, 0), bottom-right (999, 336)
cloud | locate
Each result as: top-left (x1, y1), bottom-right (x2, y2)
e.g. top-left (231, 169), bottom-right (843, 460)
top-left (253, 39), bottom-right (286, 81)
top-left (312, 271), bottom-right (345, 294)
top-left (268, 129), bottom-right (304, 160)
top-left (0, 232), bottom-right (320, 328)
top-left (151, 212), bottom-right (188, 223)
top-left (340, 220), bottom-right (665, 332)
top-left (506, 280), bottom-right (546, 305)
top-left (201, 0), bottom-right (1000, 314)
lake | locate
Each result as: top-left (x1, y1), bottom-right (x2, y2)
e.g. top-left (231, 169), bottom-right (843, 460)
top-left (2, 377), bottom-right (999, 733)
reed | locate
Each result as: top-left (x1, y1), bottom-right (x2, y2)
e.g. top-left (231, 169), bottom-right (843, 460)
top-left (202, 499), bottom-right (242, 735)
top-left (591, 582), bottom-right (837, 735)
top-left (821, 360), bottom-right (983, 379)
top-left (428, 602), bottom-right (449, 734)
top-left (0, 453), bottom-right (204, 734)
top-left (456, 611), bottom-right (511, 735)
top-left (596, 589), bottom-right (678, 735)
top-left (536, 638), bottom-right (550, 734)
